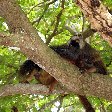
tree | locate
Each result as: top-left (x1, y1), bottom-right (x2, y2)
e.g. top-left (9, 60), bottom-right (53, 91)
top-left (0, 0), bottom-right (112, 111)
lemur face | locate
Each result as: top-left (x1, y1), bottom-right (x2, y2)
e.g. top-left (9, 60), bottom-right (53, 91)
top-left (69, 39), bottom-right (80, 49)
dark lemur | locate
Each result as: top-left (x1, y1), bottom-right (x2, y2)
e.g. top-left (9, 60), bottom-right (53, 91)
top-left (19, 60), bottom-right (41, 83)
top-left (68, 37), bottom-right (107, 75)
top-left (18, 36), bottom-right (107, 112)
top-left (67, 37), bottom-right (107, 112)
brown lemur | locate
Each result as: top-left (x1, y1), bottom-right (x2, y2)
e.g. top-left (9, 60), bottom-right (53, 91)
top-left (18, 36), bottom-right (108, 112)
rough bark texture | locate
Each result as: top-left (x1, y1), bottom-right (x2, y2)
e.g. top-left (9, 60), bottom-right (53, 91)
top-left (75, 0), bottom-right (112, 46)
top-left (0, 33), bottom-right (112, 101)
top-left (0, 0), bottom-right (112, 100)
top-left (0, 84), bottom-right (66, 97)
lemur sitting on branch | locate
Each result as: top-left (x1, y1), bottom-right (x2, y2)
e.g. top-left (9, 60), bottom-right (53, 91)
top-left (18, 36), bottom-right (107, 112)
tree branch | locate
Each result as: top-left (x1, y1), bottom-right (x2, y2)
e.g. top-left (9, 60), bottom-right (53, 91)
top-left (28, 0), bottom-right (57, 14)
top-left (0, 33), bottom-right (112, 101)
top-left (32, 5), bottom-right (48, 25)
top-left (75, 0), bottom-right (112, 46)
top-left (0, 84), bottom-right (66, 97)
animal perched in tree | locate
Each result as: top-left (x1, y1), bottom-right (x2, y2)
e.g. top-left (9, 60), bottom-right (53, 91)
top-left (18, 36), bottom-right (107, 112)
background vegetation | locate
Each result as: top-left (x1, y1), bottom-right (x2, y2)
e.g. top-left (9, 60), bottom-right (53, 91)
top-left (0, 0), bottom-right (112, 111)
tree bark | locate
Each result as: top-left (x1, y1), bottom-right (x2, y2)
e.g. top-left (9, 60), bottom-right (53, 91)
top-left (0, 84), bottom-right (66, 97)
top-left (0, 33), bottom-right (112, 101)
top-left (75, 0), bottom-right (112, 46)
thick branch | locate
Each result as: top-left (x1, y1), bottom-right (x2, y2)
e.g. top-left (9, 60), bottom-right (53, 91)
top-left (0, 84), bottom-right (65, 97)
top-left (0, 33), bottom-right (112, 101)
top-left (75, 0), bottom-right (112, 46)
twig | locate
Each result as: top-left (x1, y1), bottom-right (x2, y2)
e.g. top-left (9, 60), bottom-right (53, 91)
top-left (45, 20), bottom-right (55, 38)
top-left (98, 98), bottom-right (106, 112)
top-left (46, 0), bottom-right (65, 44)
top-left (47, 0), bottom-right (57, 6)
top-left (65, 25), bottom-right (96, 39)
top-left (28, 2), bottom-right (44, 14)
top-left (28, 0), bottom-right (57, 14)
top-left (38, 95), bottom-right (61, 112)
top-left (32, 5), bottom-right (48, 25)
top-left (82, 13), bottom-right (85, 35)
top-left (57, 95), bottom-right (67, 112)
top-left (32, 0), bottom-right (57, 25)
top-left (64, 25), bottom-right (77, 35)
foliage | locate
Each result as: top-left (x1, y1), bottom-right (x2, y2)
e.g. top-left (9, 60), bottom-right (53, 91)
top-left (0, 0), bottom-right (112, 112)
